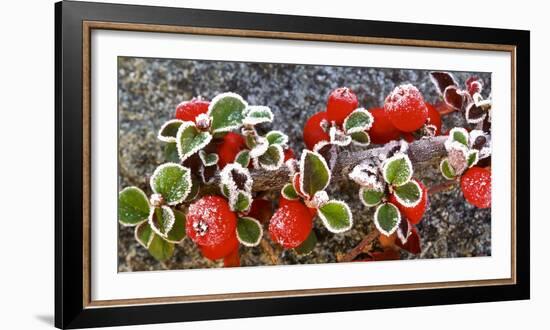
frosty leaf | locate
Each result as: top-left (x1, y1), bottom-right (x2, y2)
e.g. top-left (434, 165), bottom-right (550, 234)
top-left (396, 226), bottom-right (421, 254)
top-left (148, 234), bottom-right (175, 261)
top-left (359, 186), bottom-right (384, 207)
top-left (247, 135), bottom-right (269, 158)
top-left (300, 150), bottom-right (331, 198)
top-left (158, 119), bottom-right (184, 142)
top-left (219, 163), bottom-right (253, 194)
top-left (118, 187), bottom-right (150, 226)
top-left (148, 206), bottom-right (175, 238)
top-left (243, 106), bottom-right (273, 126)
top-left (382, 153), bottom-right (413, 187)
top-left (467, 150), bottom-right (479, 168)
top-left (198, 150), bottom-right (219, 167)
top-left (343, 108), bottom-right (373, 134)
top-left (176, 122), bottom-right (212, 161)
top-left (374, 203), bottom-right (401, 236)
top-left (163, 142), bottom-right (180, 163)
top-left (231, 190), bottom-right (252, 213)
top-left (294, 230), bottom-right (317, 255)
top-left (443, 85), bottom-right (465, 111)
top-left (135, 221), bottom-right (154, 248)
top-left (266, 130), bottom-right (289, 146)
top-left (318, 200), bottom-right (353, 233)
top-left (150, 163), bottom-right (192, 205)
top-left (449, 127), bottom-right (469, 146)
top-left (396, 218), bottom-right (411, 245)
top-left (235, 150), bottom-right (251, 168)
top-left (281, 183), bottom-right (300, 200)
top-left (393, 180), bottom-right (422, 207)
top-left (329, 126), bottom-right (352, 146)
top-left (184, 177), bottom-right (200, 202)
top-left (165, 209), bottom-right (186, 243)
top-left (199, 164), bottom-right (218, 184)
top-left (465, 102), bottom-right (487, 124)
top-left (429, 71), bottom-right (458, 95)
top-left (350, 131), bottom-right (370, 146)
top-left (236, 216), bottom-right (263, 247)
top-left (258, 144), bottom-right (284, 171)
top-left (314, 141), bottom-right (339, 170)
top-left (440, 158), bottom-right (456, 180)
top-left (208, 92), bottom-right (248, 133)
top-left (349, 163), bottom-right (382, 189)
top-left (221, 184), bottom-right (230, 198)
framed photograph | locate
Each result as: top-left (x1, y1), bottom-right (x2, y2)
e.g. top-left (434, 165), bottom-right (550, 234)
top-left (55, 1), bottom-right (530, 328)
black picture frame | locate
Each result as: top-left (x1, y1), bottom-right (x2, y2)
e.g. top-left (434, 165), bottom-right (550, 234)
top-left (55, 1), bottom-right (530, 328)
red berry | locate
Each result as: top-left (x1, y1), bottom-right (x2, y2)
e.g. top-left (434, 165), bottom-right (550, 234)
top-left (223, 247), bottom-right (241, 267)
top-left (460, 167), bottom-right (491, 208)
top-left (303, 111), bottom-right (330, 150)
top-left (200, 235), bottom-right (239, 260)
top-left (425, 103), bottom-right (442, 135)
top-left (389, 179), bottom-right (428, 225)
top-left (384, 84), bottom-right (428, 132)
top-left (326, 87), bottom-right (359, 125)
top-left (247, 198), bottom-right (273, 223)
top-left (175, 98), bottom-right (210, 122)
top-left (368, 107), bottom-right (401, 144)
top-left (283, 148), bottom-right (295, 161)
top-left (395, 226), bottom-right (421, 254)
top-left (186, 196), bottom-right (237, 247)
top-left (269, 201), bottom-right (313, 249)
top-left (217, 132), bottom-right (245, 168)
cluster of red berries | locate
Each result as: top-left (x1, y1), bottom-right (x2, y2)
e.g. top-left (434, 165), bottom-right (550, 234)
top-left (303, 86), bottom-right (442, 150)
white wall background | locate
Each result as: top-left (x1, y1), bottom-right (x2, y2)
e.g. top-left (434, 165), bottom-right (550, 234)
top-left (0, 0), bottom-right (545, 329)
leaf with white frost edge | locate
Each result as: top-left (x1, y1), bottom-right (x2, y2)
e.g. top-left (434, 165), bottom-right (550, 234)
top-left (158, 119), bottom-right (185, 142)
top-left (350, 131), bottom-right (370, 146)
top-left (374, 203), bottom-right (401, 236)
top-left (148, 234), bottom-right (174, 261)
top-left (258, 144), bottom-right (284, 171)
top-left (396, 218), bottom-right (412, 245)
top-left (149, 163), bottom-right (192, 205)
top-left (198, 150), bottom-right (219, 167)
top-left (266, 130), bottom-right (289, 146)
top-left (165, 209), bottom-right (186, 243)
top-left (343, 108), bottom-right (374, 134)
top-left (349, 163), bottom-right (382, 189)
top-left (176, 122), bottom-right (213, 161)
top-left (281, 183), bottom-right (300, 200)
top-left (448, 127), bottom-right (469, 147)
top-left (230, 190), bottom-right (252, 213)
top-left (317, 200), bottom-right (353, 233)
top-left (248, 135), bottom-right (269, 158)
top-left (393, 180), bottom-right (422, 207)
top-left (219, 163), bottom-right (253, 195)
top-left (465, 102), bottom-right (487, 124)
top-left (148, 206), bottom-right (176, 238)
top-left (236, 217), bottom-right (263, 247)
top-left (429, 71), bottom-right (458, 96)
top-left (299, 150), bottom-right (331, 199)
top-left (135, 221), bottom-right (154, 248)
top-left (440, 158), bottom-right (457, 180)
top-left (243, 106), bottom-right (273, 126)
top-left (382, 153), bottom-right (413, 187)
top-left (207, 92), bottom-right (248, 133)
top-left (118, 186), bottom-right (151, 226)
top-left (328, 126), bottom-right (352, 146)
top-left (235, 149), bottom-right (251, 168)
top-left (359, 186), bottom-right (384, 207)
top-left (467, 150), bottom-right (479, 168)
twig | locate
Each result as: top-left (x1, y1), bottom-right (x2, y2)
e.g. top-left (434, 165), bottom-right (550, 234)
top-left (340, 229), bottom-right (380, 262)
top-left (428, 180), bottom-right (458, 194)
top-left (260, 238), bottom-right (279, 265)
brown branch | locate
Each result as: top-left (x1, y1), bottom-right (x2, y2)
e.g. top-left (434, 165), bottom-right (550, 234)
top-left (260, 238), bottom-right (280, 265)
top-left (428, 180), bottom-right (459, 194)
top-left (339, 229), bottom-right (380, 262)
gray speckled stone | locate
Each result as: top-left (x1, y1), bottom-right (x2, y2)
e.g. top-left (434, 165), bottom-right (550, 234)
top-left (118, 57), bottom-right (491, 271)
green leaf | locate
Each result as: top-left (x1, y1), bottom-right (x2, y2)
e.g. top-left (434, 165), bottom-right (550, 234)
top-left (247, 135), bottom-right (269, 158)
top-left (440, 158), bottom-right (456, 180)
top-left (243, 106), bottom-right (273, 126)
top-left (359, 187), bottom-right (384, 207)
top-left (343, 108), bottom-right (373, 134)
top-left (236, 216), bottom-right (263, 247)
top-left (266, 130), bottom-right (288, 145)
top-left (199, 150), bottom-right (219, 167)
top-left (158, 119), bottom-right (184, 142)
top-left (184, 177), bottom-right (200, 202)
top-left (449, 127), bottom-right (469, 146)
top-left (318, 200), bottom-right (353, 233)
top-left (221, 184), bottom-right (230, 198)
top-left (118, 187), bottom-right (150, 226)
top-left (148, 206), bottom-right (175, 238)
top-left (208, 92), bottom-right (248, 133)
top-left (382, 153), bottom-right (413, 187)
top-left (150, 163), bottom-right (192, 205)
top-left (374, 203), bottom-right (401, 236)
top-left (300, 150), bottom-right (331, 198)
top-left (135, 221), bottom-right (154, 248)
top-left (163, 142), bottom-right (180, 163)
top-left (235, 150), bottom-right (251, 168)
top-left (350, 131), bottom-right (370, 146)
top-left (393, 180), bottom-right (422, 207)
top-left (165, 209), bottom-right (186, 243)
top-left (231, 191), bottom-right (252, 213)
top-left (148, 234), bottom-right (175, 261)
top-left (294, 230), bottom-right (317, 255)
top-left (176, 122), bottom-right (212, 161)
top-left (258, 144), bottom-right (284, 170)
top-left (281, 183), bottom-right (299, 200)
top-left (467, 150), bottom-right (479, 168)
